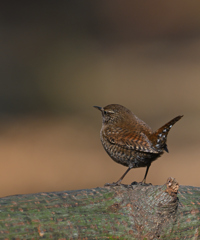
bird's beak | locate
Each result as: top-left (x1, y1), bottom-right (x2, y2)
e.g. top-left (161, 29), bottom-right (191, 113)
top-left (93, 106), bottom-right (102, 111)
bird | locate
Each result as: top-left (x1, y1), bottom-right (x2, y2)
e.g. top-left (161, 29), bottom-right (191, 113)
top-left (94, 104), bottom-right (183, 186)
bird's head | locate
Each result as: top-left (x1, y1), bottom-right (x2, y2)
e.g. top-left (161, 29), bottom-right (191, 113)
top-left (94, 104), bottom-right (132, 125)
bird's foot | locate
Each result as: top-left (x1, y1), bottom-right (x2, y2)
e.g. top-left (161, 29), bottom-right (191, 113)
top-left (139, 181), bottom-right (152, 186)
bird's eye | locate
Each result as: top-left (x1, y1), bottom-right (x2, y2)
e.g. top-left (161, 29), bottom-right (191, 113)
top-left (103, 110), bottom-right (108, 115)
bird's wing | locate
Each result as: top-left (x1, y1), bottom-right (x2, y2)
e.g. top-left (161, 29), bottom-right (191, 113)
top-left (103, 127), bottom-right (159, 154)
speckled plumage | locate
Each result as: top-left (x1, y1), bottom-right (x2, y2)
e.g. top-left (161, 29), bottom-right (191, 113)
top-left (94, 104), bottom-right (183, 185)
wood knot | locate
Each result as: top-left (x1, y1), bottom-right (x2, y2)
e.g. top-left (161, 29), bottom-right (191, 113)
top-left (165, 177), bottom-right (179, 197)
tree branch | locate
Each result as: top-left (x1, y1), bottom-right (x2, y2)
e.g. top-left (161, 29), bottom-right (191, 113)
top-left (0, 177), bottom-right (199, 239)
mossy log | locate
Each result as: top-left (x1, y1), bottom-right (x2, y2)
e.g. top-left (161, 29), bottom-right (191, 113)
top-left (0, 177), bottom-right (200, 239)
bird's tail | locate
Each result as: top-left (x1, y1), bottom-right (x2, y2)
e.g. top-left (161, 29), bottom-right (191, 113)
top-left (152, 115), bottom-right (183, 152)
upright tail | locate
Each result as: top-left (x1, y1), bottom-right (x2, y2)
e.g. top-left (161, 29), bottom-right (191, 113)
top-left (152, 115), bottom-right (183, 153)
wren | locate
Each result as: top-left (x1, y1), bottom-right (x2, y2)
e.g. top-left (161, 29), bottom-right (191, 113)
top-left (94, 104), bottom-right (183, 186)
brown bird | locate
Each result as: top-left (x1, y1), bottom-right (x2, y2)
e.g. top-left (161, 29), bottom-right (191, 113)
top-left (94, 104), bottom-right (183, 186)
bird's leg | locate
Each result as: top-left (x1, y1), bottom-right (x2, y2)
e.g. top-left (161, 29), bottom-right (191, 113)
top-left (140, 163), bottom-right (151, 185)
top-left (104, 167), bottom-right (132, 186)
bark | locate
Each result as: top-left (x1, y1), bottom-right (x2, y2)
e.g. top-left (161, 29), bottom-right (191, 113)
top-left (0, 177), bottom-right (199, 239)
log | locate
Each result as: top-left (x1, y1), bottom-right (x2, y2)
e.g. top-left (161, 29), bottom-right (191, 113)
top-left (0, 177), bottom-right (199, 239)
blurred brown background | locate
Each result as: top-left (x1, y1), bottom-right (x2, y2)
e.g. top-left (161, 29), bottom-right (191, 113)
top-left (0, 1), bottom-right (200, 197)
